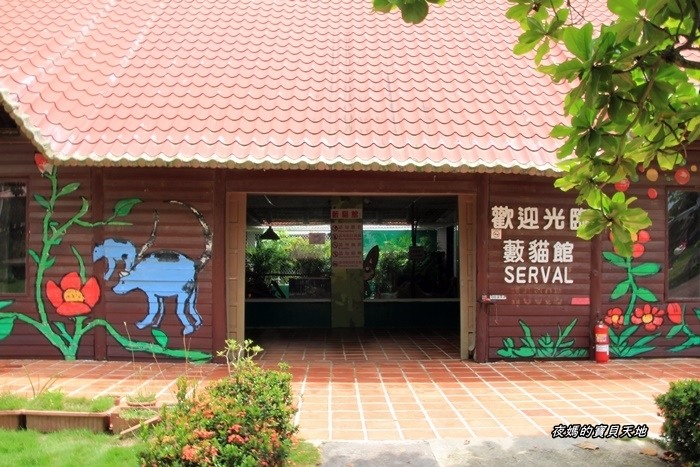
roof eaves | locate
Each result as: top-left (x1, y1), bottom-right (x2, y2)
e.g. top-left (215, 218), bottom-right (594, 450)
top-left (49, 149), bottom-right (563, 177)
top-left (0, 88), bottom-right (55, 161)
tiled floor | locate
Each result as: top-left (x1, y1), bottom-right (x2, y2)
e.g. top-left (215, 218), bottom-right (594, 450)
top-left (1, 328), bottom-right (699, 442)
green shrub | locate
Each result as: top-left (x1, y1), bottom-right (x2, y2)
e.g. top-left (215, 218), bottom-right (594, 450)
top-left (655, 378), bottom-right (700, 465)
top-left (140, 341), bottom-right (298, 466)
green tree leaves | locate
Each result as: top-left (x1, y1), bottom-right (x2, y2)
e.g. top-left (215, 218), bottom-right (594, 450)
top-left (375, 0), bottom-right (700, 256)
top-left (372, 0), bottom-right (441, 24)
top-left (563, 23), bottom-right (593, 61)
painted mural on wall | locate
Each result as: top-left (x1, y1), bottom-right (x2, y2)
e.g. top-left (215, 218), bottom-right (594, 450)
top-left (99, 200), bottom-right (212, 336)
top-left (0, 155), bottom-right (212, 361)
top-left (492, 204), bottom-right (589, 358)
top-left (497, 318), bottom-right (588, 358)
top-left (603, 231), bottom-right (700, 357)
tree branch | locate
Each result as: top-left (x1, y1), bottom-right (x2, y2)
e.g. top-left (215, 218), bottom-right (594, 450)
top-left (675, 0), bottom-right (699, 52)
top-left (671, 53), bottom-right (700, 69)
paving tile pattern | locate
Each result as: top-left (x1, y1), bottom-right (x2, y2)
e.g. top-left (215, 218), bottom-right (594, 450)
top-left (0, 0), bottom-right (603, 174)
top-left (1, 328), bottom-right (698, 442)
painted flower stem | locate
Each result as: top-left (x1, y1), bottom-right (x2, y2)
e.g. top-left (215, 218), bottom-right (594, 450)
top-left (609, 257), bottom-right (641, 356)
top-left (605, 251), bottom-right (666, 357)
top-left (622, 256), bottom-right (637, 326)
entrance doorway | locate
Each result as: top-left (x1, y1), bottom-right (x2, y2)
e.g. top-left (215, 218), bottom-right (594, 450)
top-left (226, 194), bottom-right (476, 360)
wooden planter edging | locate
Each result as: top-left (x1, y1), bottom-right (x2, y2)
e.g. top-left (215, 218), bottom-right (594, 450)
top-left (0, 410), bottom-right (25, 430)
top-left (0, 407), bottom-right (160, 435)
top-left (21, 408), bottom-right (116, 433)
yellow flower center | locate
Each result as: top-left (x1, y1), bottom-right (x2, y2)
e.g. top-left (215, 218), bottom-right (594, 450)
top-left (642, 313), bottom-right (653, 324)
top-left (63, 288), bottom-right (85, 303)
top-left (612, 315), bottom-right (620, 323)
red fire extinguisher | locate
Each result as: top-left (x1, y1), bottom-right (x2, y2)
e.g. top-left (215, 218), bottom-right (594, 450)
top-left (594, 321), bottom-right (609, 363)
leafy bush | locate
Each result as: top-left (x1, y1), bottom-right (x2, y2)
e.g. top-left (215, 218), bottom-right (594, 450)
top-left (655, 379), bottom-right (700, 465)
top-left (140, 340), bottom-right (298, 466)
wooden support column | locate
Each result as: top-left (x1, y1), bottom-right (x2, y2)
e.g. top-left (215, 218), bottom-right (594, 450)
top-left (474, 174), bottom-right (490, 362)
top-left (225, 193), bottom-right (247, 342)
top-left (458, 194), bottom-right (477, 360)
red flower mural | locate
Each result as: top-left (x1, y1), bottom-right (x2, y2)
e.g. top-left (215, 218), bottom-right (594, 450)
top-left (604, 307), bottom-right (624, 329)
top-left (46, 272), bottom-right (100, 317)
top-left (33, 153), bottom-right (54, 175)
top-left (630, 304), bottom-right (664, 332)
top-left (667, 303), bottom-right (683, 325)
top-left (610, 230), bottom-right (650, 258)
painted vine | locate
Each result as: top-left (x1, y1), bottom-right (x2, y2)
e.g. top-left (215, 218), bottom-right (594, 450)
top-left (603, 231), bottom-right (699, 357)
top-left (0, 155), bottom-right (212, 361)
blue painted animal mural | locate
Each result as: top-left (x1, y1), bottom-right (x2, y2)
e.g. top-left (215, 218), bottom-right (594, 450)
top-left (92, 239), bottom-right (137, 280)
top-left (98, 200), bottom-right (212, 336)
top-left (93, 211), bottom-right (159, 280)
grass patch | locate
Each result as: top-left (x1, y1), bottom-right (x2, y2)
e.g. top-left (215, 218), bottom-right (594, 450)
top-left (125, 390), bottom-right (156, 407)
top-left (288, 440), bottom-right (322, 466)
top-left (24, 391), bottom-right (114, 413)
top-left (118, 407), bottom-right (157, 421)
top-left (0, 427), bottom-right (318, 466)
top-left (0, 392), bottom-right (28, 410)
top-left (0, 390), bottom-right (114, 413)
top-left (0, 428), bottom-right (144, 466)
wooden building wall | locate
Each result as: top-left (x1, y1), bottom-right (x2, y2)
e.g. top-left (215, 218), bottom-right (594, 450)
top-left (482, 156), bottom-right (700, 360)
top-left (597, 151), bottom-right (700, 358)
top-left (99, 168), bottom-right (219, 360)
top-left (483, 176), bottom-right (593, 360)
top-left (1, 135), bottom-right (698, 362)
top-left (0, 141), bottom-right (222, 361)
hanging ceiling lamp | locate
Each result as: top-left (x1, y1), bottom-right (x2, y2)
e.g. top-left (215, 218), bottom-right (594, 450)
top-left (260, 195), bottom-right (280, 241)
top-left (260, 225), bottom-right (280, 241)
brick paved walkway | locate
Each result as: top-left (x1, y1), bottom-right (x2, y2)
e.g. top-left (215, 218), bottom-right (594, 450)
top-left (1, 329), bottom-right (698, 441)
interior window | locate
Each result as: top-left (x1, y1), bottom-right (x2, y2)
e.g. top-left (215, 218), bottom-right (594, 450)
top-left (0, 182), bottom-right (27, 294)
top-left (668, 190), bottom-right (700, 298)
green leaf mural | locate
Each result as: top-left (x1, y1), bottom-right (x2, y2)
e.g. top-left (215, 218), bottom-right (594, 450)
top-left (0, 155), bottom-right (212, 362)
top-left (602, 233), bottom-right (699, 357)
top-left (0, 314), bottom-right (16, 340)
top-left (497, 319), bottom-right (587, 359)
top-left (499, 229), bottom-right (699, 360)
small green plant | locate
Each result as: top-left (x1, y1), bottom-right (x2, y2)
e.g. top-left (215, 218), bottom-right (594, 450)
top-left (122, 324), bottom-right (163, 408)
top-left (118, 407), bottom-right (158, 421)
top-left (655, 379), bottom-right (700, 465)
top-left (141, 340), bottom-right (298, 466)
top-left (216, 338), bottom-right (263, 373)
top-left (27, 373), bottom-right (60, 398)
top-left (126, 390), bottom-right (157, 407)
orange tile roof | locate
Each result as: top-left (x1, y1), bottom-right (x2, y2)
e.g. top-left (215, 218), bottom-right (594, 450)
top-left (0, 0), bottom-right (577, 175)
